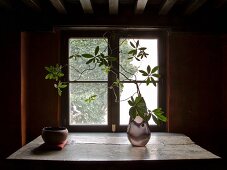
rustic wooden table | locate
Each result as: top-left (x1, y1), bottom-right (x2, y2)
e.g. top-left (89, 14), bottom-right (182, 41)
top-left (7, 133), bottom-right (223, 170)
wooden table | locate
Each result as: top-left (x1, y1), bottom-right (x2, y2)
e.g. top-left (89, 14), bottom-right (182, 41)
top-left (7, 133), bottom-right (224, 170)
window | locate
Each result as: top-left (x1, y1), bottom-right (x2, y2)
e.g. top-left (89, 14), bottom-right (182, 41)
top-left (61, 30), bottom-right (166, 132)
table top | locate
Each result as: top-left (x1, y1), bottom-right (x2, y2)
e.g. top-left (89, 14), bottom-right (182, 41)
top-left (7, 132), bottom-right (220, 161)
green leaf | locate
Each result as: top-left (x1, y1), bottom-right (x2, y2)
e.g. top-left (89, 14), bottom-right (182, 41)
top-left (86, 58), bottom-right (94, 64)
top-left (102, 66), bottom-right (111, 74)
top-left (130, 41), bottom-right (135, 48)
top-left (45, 74), bottom-right (50, 79)
top-left (136, 40), bottom-right (139, 47)
top-left (128, 49), bottom-right (136, 55)
top-left (128, 100), bottom-right (134, 106)
top-left (69, 55), bottom-right (74, 59)
top-left (60, 84), bottom-right (67, 88)
top-left (152, 108), bottom-right (167, 122)
top-left (95, 46), bottom-right (99, 55)
top-left (147, 65), bottom-right (151, 73)
top-left (152, 115), bottom-right (160, 126)
top-left (133, 96), bottom-right (147, 119)
top-left (134, 96), bottom-right (142, 104)
top-left (150, 77), bottom-right (156, 86)
top-left (82, 54), bottom-right (94, 58)
top-left (58, 88), bottom-right (62, 96)
top-left (151, 66), bottom-right (159, 73)
top-left (135, 57), bottom-right (140, 61)
top-left (45, 66), bottom-right (50, 72)
top-left (139, 70), bottom-right (148, 76)
top-left (139, 47), bottom-right (147, 50)
top-left (144, 113), bottom-right (151, 122)
top-left (131, 96), bottom-right (135, 103)
top-left (146, 78), bottom-right (151, 85)
top-left (129, 107), bottom-right (137, 119)
top-left (152, 74), bottom-right (161, 78)
top-left (85, 95), bottom-right (97, 103)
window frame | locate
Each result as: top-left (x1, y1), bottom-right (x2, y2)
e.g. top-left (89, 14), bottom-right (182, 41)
top-left (60, 29), bottom-right (167, 132)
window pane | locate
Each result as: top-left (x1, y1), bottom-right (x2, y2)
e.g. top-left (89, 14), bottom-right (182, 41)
top-left (69, 83), bottom-right (108, 125)
top-left (119, 39), bottom-right (158, 81)
top-left (69, 38), bottom-right (108, 81)
top-left (120, 83), bottom-right (157, 125)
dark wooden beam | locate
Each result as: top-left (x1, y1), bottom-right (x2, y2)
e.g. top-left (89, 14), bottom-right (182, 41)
top-left (50, 0), bottom-right (67, 14)
top-left (135, 0), bottom-right (148, 14)
top-left (0, 0), bottom-right (13, 10)
top-left (214, 0), bottom-right (227, 8)
top-left (159, 0), bottom-right (178, 15)
top-left (79, 0), bottom-right (93, 14)
top-left (109, 0), bottom-right (118, 15)
top-left (22, 0), bottom-right (41, 11)
top-left (184, 0), bottom-right (207, 15)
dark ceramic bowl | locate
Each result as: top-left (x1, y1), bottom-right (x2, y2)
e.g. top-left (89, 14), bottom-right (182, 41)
top-left (41, 127), bottom-right (68, 145)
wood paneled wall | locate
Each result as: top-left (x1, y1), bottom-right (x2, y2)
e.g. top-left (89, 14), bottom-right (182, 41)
top-left (0, 31), bottom-right (21, 159)
top-left (22, 31), bottom-right (60, 141)
top-left (167, 32), bottom-right (223, 156)
top-left (221, 35), bottom-right (227, 158)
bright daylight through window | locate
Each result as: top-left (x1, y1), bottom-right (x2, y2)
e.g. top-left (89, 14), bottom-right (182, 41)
top-left (69, 38), bottom-right (108, 125)
top-left (119, 39), bottom-right (158, 125)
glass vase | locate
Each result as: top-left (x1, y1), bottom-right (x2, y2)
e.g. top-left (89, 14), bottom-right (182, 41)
top-left (127, 116), bottom-right (151, 147)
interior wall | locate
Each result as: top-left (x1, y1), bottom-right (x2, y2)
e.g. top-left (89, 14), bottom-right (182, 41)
top-left (0, 31), bottom-right (21, 159)
top-left (167, 32), bottom-right (223, 156)
top-left (21, 32), bottom-right (28, 146)
top-left (221, 34), bottom-right (227, 158)
top-left (24, 31), bottom-right (60, 141)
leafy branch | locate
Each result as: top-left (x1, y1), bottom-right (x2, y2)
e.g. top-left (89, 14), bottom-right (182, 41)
top-left (45, 64), bottom-right (67, 96)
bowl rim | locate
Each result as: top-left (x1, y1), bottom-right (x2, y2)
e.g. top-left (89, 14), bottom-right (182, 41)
top-left (42, 127), bottom-right (68, 131)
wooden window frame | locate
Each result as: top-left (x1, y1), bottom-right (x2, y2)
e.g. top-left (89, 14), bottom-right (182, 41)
top-left (60, 29), bottom-right (167, 132)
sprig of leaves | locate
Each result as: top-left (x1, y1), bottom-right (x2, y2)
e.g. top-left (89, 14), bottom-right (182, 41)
top-left (84, 95), bottom-right (97, 103)
top-left (139, 65), bottom-right (160, 86)
top-left (112, 78), bottom-right (124, 89)
top-left (45, 64), bottom-right (64, 81)
top-left (128, 96), bottom-right (151, 122)
top-left (128, 96), bottom-right (167, 123)
top-left (45, 64), bottom-right (67, 96)
top-left (81, 46), bottom-right (117, 67)
top-left (128, 40), bottom-right (148, 61)
top-left (54, 81), bottom-right (67, 96)
top-left (151, 108), bottom-right (167, 125)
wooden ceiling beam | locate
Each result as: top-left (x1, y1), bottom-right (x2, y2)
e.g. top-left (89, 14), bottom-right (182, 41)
top-left (0, 0), bottom-right (13, 10)
top-left (214, 0), bottom-right (227, 8)
top-left (79, 0), bottom-right (93, 14)
top-left (184, 0), bottom-right (207, 15)
top-left (159, 0), bottom-right (178, 15)
top-left (22, 0), bottom-right (41, 11)
top-left (135, 0), bottom-right (148, 14)
top-left (50, 0), bottom-right (67, 14)
top-left (109, 0), bottom-right (118, 15)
